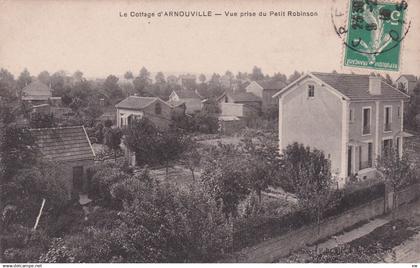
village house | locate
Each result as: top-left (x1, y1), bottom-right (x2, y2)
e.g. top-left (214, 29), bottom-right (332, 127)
top-left (29, 126), bottom-right (95, 199)
top-left (216, 90), bottom-right (262, 118)
top-left (245, 79), bottom-right (287, 112)
top-left (115, 96), bottom-right (175, 130)
top-left (168, 89), bottom-right (203, 114)
top-left (273, 72), bottom-right (411, 187)
top-left (396, 74), bottom-right (418, 95)
top-left (21, 80), bottom-right (61, 106)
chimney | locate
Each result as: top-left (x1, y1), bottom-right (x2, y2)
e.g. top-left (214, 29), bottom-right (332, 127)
top-left (369, 76), bottom-right (382, 95)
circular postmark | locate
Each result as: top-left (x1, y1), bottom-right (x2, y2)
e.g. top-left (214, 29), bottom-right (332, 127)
top-left (331, 0), bottom-right (411, 71)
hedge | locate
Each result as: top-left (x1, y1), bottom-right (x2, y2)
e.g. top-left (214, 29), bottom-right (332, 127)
top-left (233, 181), bottom-right (386, 250)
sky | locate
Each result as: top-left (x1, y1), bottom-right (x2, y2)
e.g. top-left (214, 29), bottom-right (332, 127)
top-left (0, 0), bottom-right (419, 79)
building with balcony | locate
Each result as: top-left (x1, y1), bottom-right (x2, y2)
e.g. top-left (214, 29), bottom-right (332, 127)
top-left (273, 72), bottom-right (411, 187)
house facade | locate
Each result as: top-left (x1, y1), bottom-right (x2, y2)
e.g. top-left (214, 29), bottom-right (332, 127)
top-left (216, 91), bottom-right (262, 118)
top-left (115, 96), bottom-right (174, 130)
top-left (246, 79), bottom-right (287, 112)
top-left (21, 80), bottom-right (61, 105)
top-left (168, 89), bottom-right (202, 114)
top-left (29, 126), bottom-right (95, 196)
top-left (274, 72), bottom-right (410, 187)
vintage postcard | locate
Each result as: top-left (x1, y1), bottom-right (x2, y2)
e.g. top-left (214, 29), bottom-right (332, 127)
top-left (0, 0), bottom-right (420, 265)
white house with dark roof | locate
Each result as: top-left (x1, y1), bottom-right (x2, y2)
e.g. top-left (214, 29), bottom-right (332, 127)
top-left (115, 96), bottom-right (174, 130)
top-left (168, 89), bottom-right (203, 114)
top-left (29, 126), bottom-right (95, 196)
top-left (246, 79), bottom-right (288, 112)
top-left (396, 74), bottom-right (418, 95)
top-left (273, 72), bottom-right (411, 187)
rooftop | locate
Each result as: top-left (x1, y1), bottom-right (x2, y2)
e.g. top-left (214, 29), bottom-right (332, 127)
top-left (22, 81), bottom-right (52, 97)
top-left (173, 89), bottom-right (202, 99)
top-left (254, 79), bottom-right (288, 90)
top-left (29, 126), bottom-right (95, 162)
top-left (310, 72), bottom-right (409, 100)
top-left (115, 96), bottom-right (159, 110)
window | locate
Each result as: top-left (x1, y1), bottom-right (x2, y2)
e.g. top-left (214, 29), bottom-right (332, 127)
top-left (155, 102), bottom-right (162, 114)
top-left (349, 108), bottom-right (355, 123)
top-left (358, 146), bottom-right (362, 171)
top-left (308, 85), bottom-right (315, 98)
top-left (397, 106), bottom-right (401, 118)
top-left (384, 106), bottom-right (392, 132)
top-left (396, 137), bottom-right (400, 157)
top-left (362, 107), bottom-right (371, 135)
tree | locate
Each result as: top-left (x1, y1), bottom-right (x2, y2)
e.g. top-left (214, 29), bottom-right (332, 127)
top-left (133, 67), bottom-right (152, 95)
top-left (376, 148), bottom-right (416, 218)
top-left (17, 68), bottom-right (32, 92)
top-left (124, 118), bottom-right (160, 166)
top-left (283, 143), bottom-right (338, 251)
top-left (155, 72), bottom-right (166, 84)
top-left (272, 72), bottom-right (287, 83)
top-left (200, 143), bottom-right (251, 216)
top-left (124, 71), bottom-right (134, 80)
top-left (181, 140), bottom-right (201, 181)
top-left (198, 74), bottom-right (206, 84)
top-left (37, 71), bottom-right (51, 85)
top-left (0, 68), bottom-right (16, 99)
top-left (250, 66), bottom-right (264, 81)
top-left (50, 71), bottom-right (67, 97)
top-left (240, 136), bottom-right (282, 202)
top-left (288, 71), bottom-right (302, 84)
top-left (29, 113), bottom-right (56, 128)
top-left (72, 70), bottom-right (84, 83)
top-left (103, 74), bottom-right (123, 101)
top-left (0, 125), bottom-right (38, 181)
top-left (104, 127), bottom-right (123, 161)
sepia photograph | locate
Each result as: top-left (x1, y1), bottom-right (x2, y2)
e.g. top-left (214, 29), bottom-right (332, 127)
top-left (0, 0), bottom-right (420, 265)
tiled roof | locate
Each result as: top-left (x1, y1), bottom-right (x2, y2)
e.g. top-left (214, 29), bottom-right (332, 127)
top-left (311, 72), bottom-right (409, 100)
top-left (30, 126), bottom-right (95, 162)
top-left (22, 81), bottom-right (52, 97)
top-left (255, 79), bottom-right (287, 90)
top-left (115, 96), bottom-right (158, 109)
top-left (229, 91), bottom-right (261, 102)
top-left (174, 89), bottom-right (202, 99)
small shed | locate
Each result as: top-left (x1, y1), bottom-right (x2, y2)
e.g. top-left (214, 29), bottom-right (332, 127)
top-left (29, 126), bottom-right (96, 195)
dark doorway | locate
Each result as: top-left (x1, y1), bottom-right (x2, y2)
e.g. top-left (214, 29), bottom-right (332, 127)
top-left (73, 166), bottom-right (84, 193)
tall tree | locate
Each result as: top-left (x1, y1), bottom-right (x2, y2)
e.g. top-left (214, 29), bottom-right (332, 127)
top-left (287, 71), bottom-right (302, 84)
top-left (17, 68), bottom-right (32, 91)
top-left (198, 74), bottom-right (206, 84)
top-left (104, 127), bottom-right (123, 161)
top-left (103, 74), bottom-right (123, 101)
top-left (155, 72), bottom-right (166, 84)
top-left (133, 67), bottom-right (151, 95)
top-left (377, 148), bottom-right (416, 218)
top-left (272, 72), bottom-right (287, 83)
top-left (50, 71), bottom-right (66, 97)
top-left (250, 66), bottom-right (264, 81)
top-left (37, 71), bottom-right (51, 85)
top-left (0, 68), bottom-right (16, 99)
top-left (124, 71), bottom-right (134, 80)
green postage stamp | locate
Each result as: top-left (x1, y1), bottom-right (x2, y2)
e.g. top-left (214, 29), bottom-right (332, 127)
top-left (343, 0), bottom-right (408, 71)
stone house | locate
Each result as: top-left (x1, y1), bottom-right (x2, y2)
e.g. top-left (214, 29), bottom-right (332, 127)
top-left (273, 72), bottom-right (411, 187)
top-left (29, 126), bottom-right (96, 195)
top-left (115, 96), bottom-right (174, 130)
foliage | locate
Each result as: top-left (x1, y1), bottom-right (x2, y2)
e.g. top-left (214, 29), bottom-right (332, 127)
top-left (104, 127), bottom-right (123, 161)
top-left (0, 125), bottom-right (38, 181)
top-left (180, 140), bottom-right (201, 180)
top-left (29, 113), bottom-right (56, 128)
top-left (195, 112), bottom-right (219, 134)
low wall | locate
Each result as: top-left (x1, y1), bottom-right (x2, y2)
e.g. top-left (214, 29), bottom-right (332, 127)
top-left (226, 183), bottom-right (420, 263)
